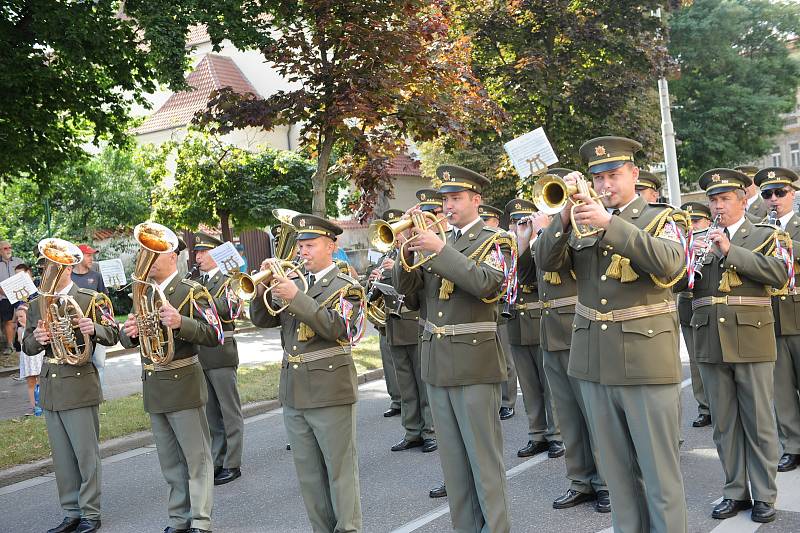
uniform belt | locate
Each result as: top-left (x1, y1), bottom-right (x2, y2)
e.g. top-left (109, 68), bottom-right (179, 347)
top-left (46, 357), bottom-right (66, 365)
top-left (692, 295), bottom-right (771, 310)
top-left (143, 355), bottom-right (199, 372)
top-left (541, 296), bottom-right (578, 309)
top-left (515, 301), bottom-right (543, 311)
top-left (424, 320), bottom-right (497, 336)
top-left (285, 345), bottom-right (352, 364)
top-left (575, 300), bottom-right (677, 322)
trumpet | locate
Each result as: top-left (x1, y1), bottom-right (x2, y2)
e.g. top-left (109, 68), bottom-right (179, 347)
top-left (532, 174), bottom-right (610, 238)
top-left (38, 238), bottom-right (93, 366)
top-left (229, 259), bottom-right (308, 315)
top-left (368, 211), bottom-right (451, 270)
top-left (689, 214), bottom-right (722, 284)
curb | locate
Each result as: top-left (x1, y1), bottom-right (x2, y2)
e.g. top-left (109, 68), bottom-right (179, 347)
top-left (0, 367), bottom-right (385, 488)
top-left (0, 326), bottom-right (259, 378)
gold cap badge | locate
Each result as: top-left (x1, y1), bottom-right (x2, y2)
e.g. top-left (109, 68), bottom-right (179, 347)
top-left (711, 174), bottom-right (721, 182)
top-left (595, 145), bottom-right (607, 157)
top-left (768, 171), bottom-right (776, 179)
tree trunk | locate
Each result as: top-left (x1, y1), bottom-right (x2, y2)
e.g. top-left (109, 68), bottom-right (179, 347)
top-left (311, 133), bottom-right (336, 217)
top-left (219, 211), bottom-right (232, 242)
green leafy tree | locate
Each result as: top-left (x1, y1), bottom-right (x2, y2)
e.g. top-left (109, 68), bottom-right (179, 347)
top-left (417, 0), bottom-right (670, 210)
top-left (0, 1), bottom-right (182, 182)
top-left (125, 0), bottom-right (503, 218)
top-left (151, 133), bottom-right (339, 240)
top-left (669, 0), bottom-right (800, 182)
top-left (0, 145), bottom-right (160, 265)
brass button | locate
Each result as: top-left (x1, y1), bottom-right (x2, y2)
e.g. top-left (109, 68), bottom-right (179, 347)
top-left (602, 250), bottom-right (608, 256)
top-left (427, 267), bottom-right (432, 272)
top-left (601, 275), bottom-right (607, 281)
top-left (292, 345), bottom-right (297, 350)
top-left (437, 333), bottom-right (442, 339)
top-left (173, 374), bottom-right (178, 378)
top-left (76, 372), bottom-right (81, 376)
top-left (544, 310), bottom-right (550, 315)
top-left (328, 364), bottom-right (333, 369)
top-left (293, 364), bottom-right (299, 369)
top-left (52, 373), bottom-right (57, 378)
top-left (632, 208), bottom-right (639, 214)
top-left (469, 233), bottom-right (474, 238)
top-left (757, 321), bottom-right (761, 326)
top-left (719, 317), bottom-right (725, 323)
top-left (555, 232), bottom-right (562, 238)
top-left (296, 328), bottom-right (300, 333)
top-left (647, 329), bottom-right (653, 334)
top-left (472, 339), bottom-right (477, 343)
top-left (573, 324), bottom-right (577, 329)
top-left (147, 372), bottom-right (152, 376)
top-left (600, 324), bottom-right (608, 330)
top-left (781, 296), bottom-right (787, 300)
top-left (600, 298), bottom-right (607, 305)
top-left (576, 244), bottom-right (582, 249)
top-left (438, 311), bottom-right (443, 317)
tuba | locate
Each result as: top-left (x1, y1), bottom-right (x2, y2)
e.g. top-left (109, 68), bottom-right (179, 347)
top-left (38, 238), bottom-right (93, 365)
top-left (368, 211), bottom-right (450, 270)
top-left (271, 208), bottom-right (300, 261)
top-left (132, 222), bottom-right (179, 365)
top-left (532, 174), bottom-right (610, 239)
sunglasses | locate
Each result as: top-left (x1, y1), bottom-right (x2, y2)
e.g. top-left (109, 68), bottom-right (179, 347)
top-left (761, 188), bottom-right (790, 199)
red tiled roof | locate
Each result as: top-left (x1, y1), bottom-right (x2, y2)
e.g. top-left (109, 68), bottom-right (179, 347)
top-left (386, 154), bottom-right (422, 177)
top-left (337, 218), bottom-right (368, 229)
top-left (92, 228), bottom-right (132, 241)
top-left (186, 25), bottom-right (211, 47)
top-left (134, 54), bottom-right (259, 135)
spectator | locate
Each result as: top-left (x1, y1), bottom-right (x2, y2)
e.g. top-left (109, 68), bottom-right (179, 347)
top-left (14, 264), bottom-right (42, 415)
top-left (0, 240), bottom-right (24, 355)
top-left (71, 244), bottom-right (109, 387)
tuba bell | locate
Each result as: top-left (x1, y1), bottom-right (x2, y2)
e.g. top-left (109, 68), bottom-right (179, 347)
top-left (38, 238), bottom-right (93, 365)
top-left (132, 222), bottom-right (179, 365)
top-left (271, 208), bottom-right (300, 261)
top-left (532, 174), bottom-right (610, 239)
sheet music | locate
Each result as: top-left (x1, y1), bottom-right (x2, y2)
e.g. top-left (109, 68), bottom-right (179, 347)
top-left (371, 281), bottom-right (400, 298)
top-left (209, 242), bottom-right (245, 274)
top-left (503, 128), bottom-right (559, 179)
top-left (1, 272), bottom-right (38, 304)
top-left (98, 258), bottom-right (127, 288)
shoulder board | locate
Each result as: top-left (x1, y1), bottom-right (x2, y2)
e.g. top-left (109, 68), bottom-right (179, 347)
top-left (481, 225), bottom-right (502, 233)
top-left (180, 278), bottom-right (204, 290)
top-left (336, 272), bottom-right (359, 286)
top-left (648, 201), bottom-right (682, 210)
top-left (755, 223), bottom-right (780, 230)
top-left (77, 288), bottom-right (98, 297)
top-left (693, 228), bottom-right (709, 235)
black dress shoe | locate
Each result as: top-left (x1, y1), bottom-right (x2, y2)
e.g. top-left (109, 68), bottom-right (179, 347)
top-left (778, 452), bottom-right (800, 472)
top-left (595, 490), bottom-right (611, 513)
top-left (499, 407), bottom-right (515, 420)
top-left (47, 517), bottom-right (81, 533)
top-left (751, 501), bottom-right (776, 523)
top-left (391, 438), bottom-right (424, 451)
top-left (553, 489), bottom-right (596, 509)
top-left (74, 519), bottom-right (101, 533)
top-left (214, 467), bottom-right (241, 485)
top-left (214, 466), bottom-right (223, 477)
top-left (163, 528), bottom-right (190, 533)
top-left (422, 438), bottom-right (438, 453)
top-left (692, 413), bottom-right (712, 427)
top-left (712, 498), bottom-right (752, 519)
top-left (548, 440), bottom-right (566, 458)
top-left (517, 440), bottom-right (549, 457)
top-left (429, 482), bottom-right (447, 498)
top-left (383, 407), bottom-right (401, 417)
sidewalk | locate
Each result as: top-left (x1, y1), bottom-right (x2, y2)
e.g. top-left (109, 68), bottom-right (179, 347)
top-left (0, 327), bottom-right (282, 421)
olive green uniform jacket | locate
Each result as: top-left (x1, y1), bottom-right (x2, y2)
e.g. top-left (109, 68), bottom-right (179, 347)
top-left (197, 271), bottom-right (239, 369)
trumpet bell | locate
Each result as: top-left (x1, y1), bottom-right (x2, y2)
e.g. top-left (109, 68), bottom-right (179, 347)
top-left (39, 238), bottom-right (84, 266)
top-left (230, 270), bottom-right (273, 301)
top-left (272, 208), bottom-right (300, 225)
top-left (532, 175), bottom-right (574, 215)
top-left (368, 219), bottom-right (413, 253)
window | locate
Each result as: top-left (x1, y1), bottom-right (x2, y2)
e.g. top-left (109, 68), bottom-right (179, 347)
top-left (772, 147), bottom-right (782, 167)
top-left (791, 143), bottom-right (800, 168)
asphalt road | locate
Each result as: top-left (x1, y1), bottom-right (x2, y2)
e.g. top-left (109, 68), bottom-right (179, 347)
top-left (2, 366), bottom-right (800, 533)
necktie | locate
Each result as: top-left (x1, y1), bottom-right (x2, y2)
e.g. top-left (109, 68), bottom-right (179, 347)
top-left (200, 273), bottom-right (209, 285)
top-left (724, 228), bottom-right (730, 240)
top-left (777, 220), bottom-right (782, 228)
top-left (611, 209), bottom-right (620, 217)
top-left (454, 229), bottom-right (462, 241)
top-left (308, 273), bottom-right (316, 286)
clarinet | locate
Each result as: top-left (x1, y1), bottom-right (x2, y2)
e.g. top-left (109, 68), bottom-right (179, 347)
top-left (365, 249), bottom-right (398, 304)
top-left (690, 214), bottom-right (722, 281)
top-left (768, 209), bottom-right (779, 225)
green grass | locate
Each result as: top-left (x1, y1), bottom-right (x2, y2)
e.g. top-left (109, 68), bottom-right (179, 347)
top-left (0, 335), bottom-right (382, 470)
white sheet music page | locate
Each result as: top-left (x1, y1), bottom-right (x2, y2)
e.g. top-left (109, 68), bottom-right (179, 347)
top-left (209, 242), bottom-right (245, 274)
top-left (503, 128), bottom-right (559, 179)
top-left (1, 272), bottom-right (38, 304)
top-left (98, 258), bottom-right (127, 288)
